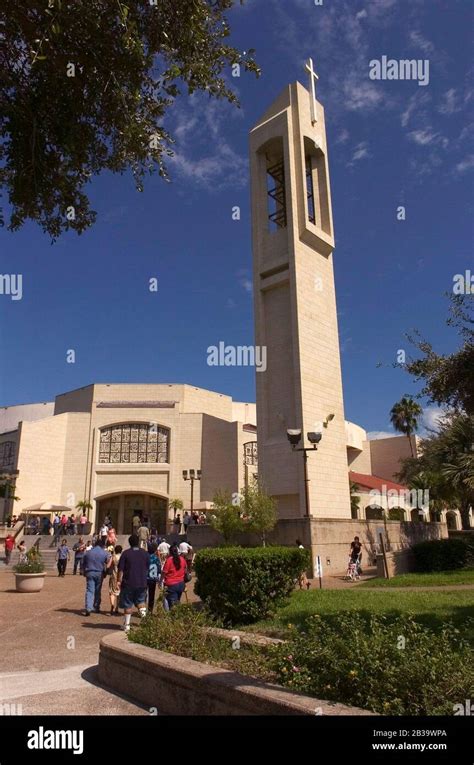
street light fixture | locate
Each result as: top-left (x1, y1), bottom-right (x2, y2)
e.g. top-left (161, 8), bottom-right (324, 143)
top-left (183, 469), bottom-right (201, 513)
top-left (286, 429), bottom-right (322, 518)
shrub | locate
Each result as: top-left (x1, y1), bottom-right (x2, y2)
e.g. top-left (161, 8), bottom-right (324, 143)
top-left (129, 605), bottom-right (276, 682)
top-left (194, 546), bottom-right (309, 625)
top-left (13, 546), bottom-right (45, 574)
top-left (412, 538), bottom-right (470, 572)
top-left (272, 612), bottom-right (474, 715)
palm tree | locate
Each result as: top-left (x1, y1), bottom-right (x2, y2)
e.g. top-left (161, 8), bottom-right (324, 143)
top-left (76, 500), bottom-right (93, 517)
top-left (169, 498), bottom-right (184, 517)
top-left (349, 480), bottom-right (361, 519)
top-left (390, 396), bottom-right (423, 458)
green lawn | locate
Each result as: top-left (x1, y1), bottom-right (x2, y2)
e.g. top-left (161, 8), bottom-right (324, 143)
top-left (245, 588), bottom-right (474, 641)
top-left (359, 569), bottom-right (474, 588)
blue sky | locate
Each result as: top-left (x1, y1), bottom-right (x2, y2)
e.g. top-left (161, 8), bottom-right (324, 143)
top-left (1, 0), bottom-right (472, 437)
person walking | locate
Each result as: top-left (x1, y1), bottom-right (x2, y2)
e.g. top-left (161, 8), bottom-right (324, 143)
top-left (173, 514), bottom-right (182, 534)
top-left (53, 514), bottom-right (61, 545)
top-left (108, 545), bottom-right (123, 616)
top-left (132, 512), bottom-right (141, 536)
top-left (162, 544), bottom-right (187, 610)
top-left (147, 543), bottom-right (162, 614)
top-left (137, 522), bottom-right (149, 551)
top-left (42, 516), bottom-right (51, 536)
top-left (4, 534), bottom-right (15, 565)
top-left (183, 511), bottom-right (190, 533)
top-left (117, 535), bottom-right (150, 632)
top-left (178, 540), bottom-right (194, 573)
top-left (99, 522), bottom-right (108, 544)
top-left (106, 526), bottom-right (117, 548)
top-left (79, 513), bottom-right (88, 535)
top-left (83, 539), bottom-right (112, 616)
top-left (73, 537), bottom-right (86, 575)
top-left (17, 540), bottom-right (27, 564)
top-left (157, 537), bottom-right (170, 566)
top-left (349, 536), bottom-right (363, 575)
top-left (56, 539), bottom-right (70, 577)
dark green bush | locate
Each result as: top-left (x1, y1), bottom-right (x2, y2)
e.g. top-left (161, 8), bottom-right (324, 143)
top-left (272, 613), bottom-right (474, 715)
top-left (412, 538), bottom-right (470, 572)
top-left (194, 546), bottom-right (309, 625)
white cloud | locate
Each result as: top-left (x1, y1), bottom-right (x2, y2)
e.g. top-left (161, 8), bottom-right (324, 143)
top-left (237, 269), bottom-right (253, 294)
top-left (367, 431), bottom-right (395, 440)
top-left (409, 30), bottom-right (434, 55)
top-left (438, 88), bottom-right (459, 116)
top-left (356, 9), bottom-right (367, 20)
top-left (348, 141), bottom-right (371, 166)
top-left (167, 95), bottom-right (247, 190)
top-left (408, 129), bottom-right (449, 149)
top-left (455, 154), bottom-right (474, 174)
top-left (421, 406), bottom-right (445, 432)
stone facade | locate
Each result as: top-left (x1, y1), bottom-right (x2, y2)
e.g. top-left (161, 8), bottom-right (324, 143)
top-left (250, 81), bottom-right (351, 520)
top-left (9, 383), bottom-right (257, 533)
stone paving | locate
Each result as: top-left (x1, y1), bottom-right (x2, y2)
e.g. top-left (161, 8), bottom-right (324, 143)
top-left (0, 570), bottom-right (148, 715)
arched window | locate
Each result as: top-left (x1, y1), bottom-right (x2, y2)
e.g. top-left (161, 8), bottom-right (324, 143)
top-left (0, 441), bottom-right (15, 468)
top-left (98, 424), bottom-right (169, 464)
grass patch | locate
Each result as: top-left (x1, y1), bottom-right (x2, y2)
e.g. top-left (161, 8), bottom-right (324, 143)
top-left (244, 588), bottom-right (474, 642)
top-left (360, 569), bottom-right (474, 588)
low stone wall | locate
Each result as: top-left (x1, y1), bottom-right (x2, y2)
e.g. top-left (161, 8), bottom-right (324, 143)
top-left (98, 632), bottom-right (374, 716)
top-left (187, 518), bottom-right (448, 575)
top-left (376, 549), bottom-right (415, 578)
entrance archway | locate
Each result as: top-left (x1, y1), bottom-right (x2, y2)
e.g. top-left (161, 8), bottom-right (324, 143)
top-left (96, 493), bottom-right (168, 535)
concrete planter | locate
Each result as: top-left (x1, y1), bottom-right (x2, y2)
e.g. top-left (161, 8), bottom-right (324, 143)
top-left (14, 572), bottom-right (46, 593)
top-left (99, 632), bottom-right (375, 716)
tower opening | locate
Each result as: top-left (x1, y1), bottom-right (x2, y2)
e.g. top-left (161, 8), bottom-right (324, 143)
top-left (266, 155), bottom-right (287, 231)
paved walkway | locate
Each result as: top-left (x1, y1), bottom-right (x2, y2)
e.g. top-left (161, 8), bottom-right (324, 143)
top-left (0, 571), bottom-right (148, 715)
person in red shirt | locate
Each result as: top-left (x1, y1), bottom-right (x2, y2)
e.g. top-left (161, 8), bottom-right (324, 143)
top-left (162, 544), bottom-right (187, 609)
top-left (4, 534), bottom-right (15, 565)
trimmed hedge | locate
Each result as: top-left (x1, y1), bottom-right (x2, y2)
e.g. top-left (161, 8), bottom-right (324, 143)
top-left (194, 546), bottom-right (310, 625)
top-left (412, 538), bottom-right (470, 572)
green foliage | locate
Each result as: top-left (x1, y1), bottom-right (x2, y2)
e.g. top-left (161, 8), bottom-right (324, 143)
top-left (239, 479), bottom-right (277, 545)
top-left (412, 538), bottom-right (470, 572)
top-left (14, 546), bottom-right (45, 574)
top-left (169, 498), bottom-right (184, 513)
top-left (0, 0), bottom-right (259, 238)
top-left (272, 612), bottom-right (474, 715)
top-left (389, 395), bottom-right (422, 456)
top-left (194, 546), bottom-right (310, 625)
top-left (350, 480), bottom-right (361, 517)
top-left (208, 490), bottom-right (244, 544)
top-left (398, 413), bottom-right (474, 529)
top-left (129, 605), bottom-right (277, 681)
top-left (75, 500), bottom-right (92, 514)
top-left (404, 294), bottom-right (474, 415)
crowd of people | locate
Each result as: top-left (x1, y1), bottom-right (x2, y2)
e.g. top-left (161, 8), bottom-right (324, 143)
top-left (79, 533), bottom-right (193, 631)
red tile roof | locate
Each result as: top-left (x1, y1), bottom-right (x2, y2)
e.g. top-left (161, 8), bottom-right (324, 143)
top-left (349, 471), bottom-right (408, 492)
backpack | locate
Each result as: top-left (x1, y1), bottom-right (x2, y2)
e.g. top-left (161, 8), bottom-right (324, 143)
top-left (148, 553), bottom-right (162, 582)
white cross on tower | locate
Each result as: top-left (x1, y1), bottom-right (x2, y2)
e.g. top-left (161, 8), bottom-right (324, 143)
top-left (305, 57), bottom-right (319, 125)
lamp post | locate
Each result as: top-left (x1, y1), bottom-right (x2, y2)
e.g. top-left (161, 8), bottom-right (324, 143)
top-left (286, 430), bottom-right (322, 518)
top-left (182, 469), bottom-right (201, 513)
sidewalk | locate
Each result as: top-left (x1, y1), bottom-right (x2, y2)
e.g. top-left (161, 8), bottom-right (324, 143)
top-left (0, 571), bottom-right (148, 715)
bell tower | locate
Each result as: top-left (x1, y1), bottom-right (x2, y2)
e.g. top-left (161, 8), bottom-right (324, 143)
top-left (250, 62), bottom-right (351, 519)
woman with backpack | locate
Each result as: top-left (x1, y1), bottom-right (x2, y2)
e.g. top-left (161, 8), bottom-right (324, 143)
top-left (161, 543), bottom-right (188, 610)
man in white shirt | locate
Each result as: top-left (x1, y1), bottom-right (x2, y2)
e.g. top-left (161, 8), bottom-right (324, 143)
top-left (158, 538), bottom-right (170, 560)
top-left (178, 541), bottom-right (194, 572)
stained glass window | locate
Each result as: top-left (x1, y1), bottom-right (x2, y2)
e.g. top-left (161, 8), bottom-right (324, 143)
top-left (98, 424), bottom-right (169, 464)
